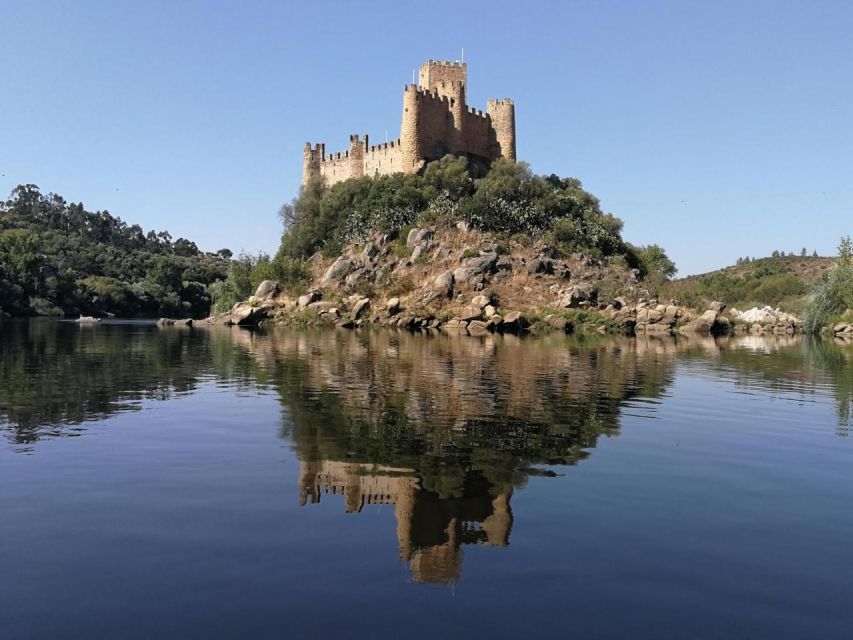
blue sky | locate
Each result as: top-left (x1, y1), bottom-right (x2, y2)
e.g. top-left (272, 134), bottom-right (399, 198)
top-left (1, 0), bottom-right (850, 275)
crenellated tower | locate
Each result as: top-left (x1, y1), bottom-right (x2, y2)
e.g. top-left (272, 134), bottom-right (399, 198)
top-left (302, 59), bottom-right (517, 187)
top-left (302, 142), bottom-right (324, 185)
top-left (486, 99), bottom-right (516, 161)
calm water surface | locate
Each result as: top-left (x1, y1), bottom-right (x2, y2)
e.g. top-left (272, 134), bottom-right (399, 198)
top-left (1, 320), bottom-right (852, 639)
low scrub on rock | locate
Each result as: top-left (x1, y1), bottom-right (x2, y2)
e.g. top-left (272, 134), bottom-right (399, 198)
top-left (276, 155), bottom-right (667, 271)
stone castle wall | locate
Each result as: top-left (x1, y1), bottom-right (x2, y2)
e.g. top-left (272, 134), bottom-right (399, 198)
top-left (302, 59), bottom-right (516, 186)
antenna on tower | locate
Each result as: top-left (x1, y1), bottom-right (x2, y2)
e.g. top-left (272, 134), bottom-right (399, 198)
top-left (461, 48), bottom-right (464, 63)
top-left (412, 69), bottom-right (415, 85)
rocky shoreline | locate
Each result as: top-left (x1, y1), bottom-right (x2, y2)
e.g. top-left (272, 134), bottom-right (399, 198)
top-left (185, 226), bottom-right (845, 340)
top-left (202, 284), bottom-right (816, 339)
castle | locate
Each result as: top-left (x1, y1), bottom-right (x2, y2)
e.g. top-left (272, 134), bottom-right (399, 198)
top-left (303, 59), bottom-right (516, 186)
top-left (299, 460), bottom-right (512, 583)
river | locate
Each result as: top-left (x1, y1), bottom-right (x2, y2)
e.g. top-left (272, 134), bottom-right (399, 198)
top-left (1, 320), bottom-right (852, 638)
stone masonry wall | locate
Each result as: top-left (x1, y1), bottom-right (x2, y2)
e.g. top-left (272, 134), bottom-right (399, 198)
top-left (302, 59), bottom-right (516, 187)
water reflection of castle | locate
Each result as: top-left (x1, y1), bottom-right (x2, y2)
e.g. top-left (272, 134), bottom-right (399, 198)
top-left (299, 460), bottom-right (512, 583)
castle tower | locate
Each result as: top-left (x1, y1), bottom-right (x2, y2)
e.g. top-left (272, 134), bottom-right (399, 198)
top-left (486, 99), bottom-right (516, 161)
top-left (348, 134), bottom-right (367, 179)
top-left (302, 142), bottom-right (324, 186)
top-left (400, 85), bottom-right (423, 173)
top-left (417, 60), bottom-right (467, 100)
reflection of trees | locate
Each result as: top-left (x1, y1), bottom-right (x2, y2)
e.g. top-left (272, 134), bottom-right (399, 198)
top-left (0, 320), bottom-right (256, 446)
top-left (3, 323), bottom-right (850, 578)
top-left (233, 329), bottom-right (678, 582)
top-left (672, 334), bottom-right (853, 435)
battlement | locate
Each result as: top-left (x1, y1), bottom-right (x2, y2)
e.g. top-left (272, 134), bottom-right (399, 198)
top-left (467, 106), bottom-right (489, 120)
top-left (367, 139), bottom-right (400, 153)
top-left (406, 85), bottom-right (455, 106)
top-left (423, 59), bottom-right (466, 69)
top-left (302, 58), bottom-right (516, 186)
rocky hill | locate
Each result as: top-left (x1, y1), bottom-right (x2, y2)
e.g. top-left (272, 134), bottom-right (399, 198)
top-left (208, 223), bottom-right (641, 332)
top-left (662, 254), bottom-right (833, 313)
top-left (204, 223), bottom-right (823, 338)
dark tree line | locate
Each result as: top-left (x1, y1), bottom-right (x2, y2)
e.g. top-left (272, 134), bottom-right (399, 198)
top-left (0, 184), bottom-right (230, 318)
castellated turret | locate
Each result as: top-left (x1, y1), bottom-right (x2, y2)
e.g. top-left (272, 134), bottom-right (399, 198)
top-left (302, 59), bottom-right (517, 186)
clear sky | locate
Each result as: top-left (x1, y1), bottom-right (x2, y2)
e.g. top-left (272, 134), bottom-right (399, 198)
top-left (1, 0), bottom-right (850, 275)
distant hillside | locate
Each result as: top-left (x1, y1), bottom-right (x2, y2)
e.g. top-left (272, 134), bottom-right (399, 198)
top-left (661, 255), bottom-right (833, 313)
top-left (0, 185), bottom-right (230, 318)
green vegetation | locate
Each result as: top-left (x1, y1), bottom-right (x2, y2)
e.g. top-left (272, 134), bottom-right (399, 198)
top-left (802, 236), bottom-right (853, 334)
top-left (661, 253), bottom-right (833, 312)
top-left (277, 155), bottom-right (671, 271)
top-left (207, 253), bottom-right (311, 314)
top-left (0, 185), bottom-right (230, 318)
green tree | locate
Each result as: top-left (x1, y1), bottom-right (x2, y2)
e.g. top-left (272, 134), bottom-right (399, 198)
top-left (802, 236), bottom-right (853, 334)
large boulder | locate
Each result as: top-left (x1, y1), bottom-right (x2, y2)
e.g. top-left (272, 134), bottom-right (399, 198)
top-left (443, 318), bottom-right (469, 332)
top-left (453, 267), bottom-right (473, 284)
top-left (386, 297), bottom-right (401, 315)
top-left (307, 301), bottom-right (337, 315)
top-left (297, 291), bottom-right (321, 308)
top-left (407, 228), bottom-right (433, 248)
top-left (502, 311), bottom-right (529, 333)
top-left (467, 320), bottom-right (491, 335)
top-left (230, 302), bottom-right (267, 326)
top-left (471, 294), bottom-right (491, 309)
top-left (344, 269), bottom-right (370, 289)
top-left (434, 270), bottom-right (455, 298)
top-left (833, 322), bottom-right (853, 335)
top-left (361, 242), bottom-right (379, 260)
top-left (254, 280), bottom-right (280, 300)
top-left (527, 258), bottom-right (552, 275)
top-left (352, 298), bottom-right (371, 319)
top-left (321, 257), bottom-right (355, 287)
top-left (681, 308), bottom-right (721, 334)
top-left (459, 306), bottom-right (483, 322)
top-left (559, 285), bottom-right (598, 308)
top-left (465, 253), bottom-right (498, 276)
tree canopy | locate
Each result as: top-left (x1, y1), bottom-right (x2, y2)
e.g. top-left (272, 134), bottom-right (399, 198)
top-left (0, 185), bottom-right (229, 317)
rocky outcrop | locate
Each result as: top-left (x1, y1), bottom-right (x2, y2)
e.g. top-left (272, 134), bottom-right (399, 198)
top-left (320, 257), bottom-right (355, 287)
top-left (157, 318), bottom-right (193, 327)
top-left (433, 270), bottom-right (455, 298)
top-left (215, 226), bottom-right (808, 341)
top-left (832, 322), bottom-right (853, 337)
top-left (680, 302), bottom-right (727, 335)
top-left (229, 302), bottom-right (268, 326)
top-left (254, 280), bottom-right (281, 300)
top-left (558, 284), bottom-right (597, 309)
top-left (635, 302), bottom-right (681, 333)
top-left (502, 311), bottom-right (529, 333)
top-left (729, 306), bottom-right (799, 335)
top-left (352, 298), bottom-right (371, 319)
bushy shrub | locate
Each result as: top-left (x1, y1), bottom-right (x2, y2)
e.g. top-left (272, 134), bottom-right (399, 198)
top-left (208, 252), bottom-right (311, 314)
top-left (277, 155), bottom-right (649, 267)
top-left (802, 236), bottom-right (853, 334)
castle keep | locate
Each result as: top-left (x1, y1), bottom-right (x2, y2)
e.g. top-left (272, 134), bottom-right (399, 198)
top-left (303, 59), bottom-right (516, 186)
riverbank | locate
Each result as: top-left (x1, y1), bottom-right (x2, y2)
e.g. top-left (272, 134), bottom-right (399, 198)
top-left (200, 224), bottom-right (841, 338)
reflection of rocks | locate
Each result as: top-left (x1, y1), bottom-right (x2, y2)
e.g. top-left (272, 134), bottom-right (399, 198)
top-left (299, 460), bottom-right (512, 583)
